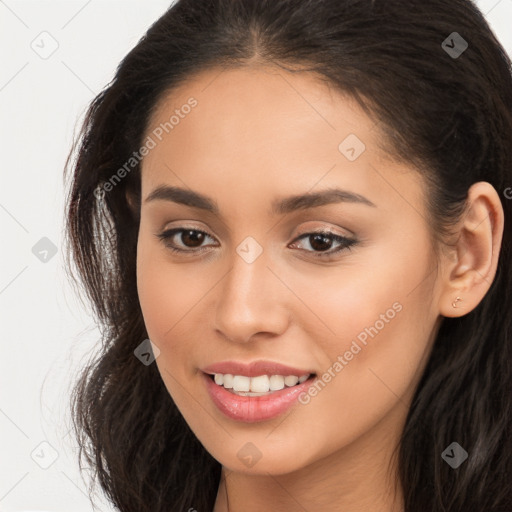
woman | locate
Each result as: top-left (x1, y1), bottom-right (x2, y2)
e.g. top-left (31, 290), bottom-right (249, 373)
top-left (64, 0), bottom-right (512, 510)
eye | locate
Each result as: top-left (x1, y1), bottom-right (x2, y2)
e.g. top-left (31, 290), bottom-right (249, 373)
top-left (289, 230), bottom-right (357, 258)
top-left (155, 227), bottom-right (217, 254)
top-left (155, 227), bottom-right (357, 258)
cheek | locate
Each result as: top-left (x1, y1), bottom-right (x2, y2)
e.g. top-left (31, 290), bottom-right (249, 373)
top-left (323, 229), bottom-right (434, 357)
top-left (136, 233), bottom-right (195, 367)
top-left (136, 229), bottom-right (223, 404)
top-left (303, 242), bottom-right (436, 426)
top-left (137, 228), bottom-right (201, 339)
top-left (136, 238), bottom-right (205, 413)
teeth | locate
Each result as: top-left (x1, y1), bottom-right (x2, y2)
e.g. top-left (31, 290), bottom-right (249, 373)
top-left (212, 373), bottom-right (311, 393)
top-left (284, 375), bottom-right (299, 387)
top-left (222, 374), bottom-right (233, 388)
top-left (251, 375), bottom-right (270, 392)
top-left (269, 375), bottom-right (285, 391)
top-left (233, 375), bottom-right (250, 392)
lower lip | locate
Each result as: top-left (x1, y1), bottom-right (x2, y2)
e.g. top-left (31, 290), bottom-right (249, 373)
top-left (202, 372), bottom-right (316, 423)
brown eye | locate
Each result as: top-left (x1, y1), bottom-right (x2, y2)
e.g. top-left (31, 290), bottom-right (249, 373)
top-left (308, 233), bottom-right (335, 251)
top-left (156, 228), bottom-right (217, 253)
top-left (179, 229), bottom-right (206, 248)
top-left (155, 227), bottom-right (357, 259)
top-left (290, 230), bottom-right (357, 258)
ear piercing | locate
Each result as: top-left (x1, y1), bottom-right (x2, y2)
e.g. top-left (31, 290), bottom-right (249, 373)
top-left (452, 296), bottom-right (463, 308)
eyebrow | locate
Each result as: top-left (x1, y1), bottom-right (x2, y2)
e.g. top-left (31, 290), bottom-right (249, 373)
top-left (144, 185), bottom-right (376, 215)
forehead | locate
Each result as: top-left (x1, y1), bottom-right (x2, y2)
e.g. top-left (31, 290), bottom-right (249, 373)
top-left (145, 65), bottom-right (376, 156)
top-left (140, 65), bottom-right (424, 216)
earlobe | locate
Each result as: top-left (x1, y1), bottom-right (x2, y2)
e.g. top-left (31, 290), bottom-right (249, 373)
top-left (451, 296), bottom-right (463, 309)
top-left (439, 181), bottom-right (504, 318)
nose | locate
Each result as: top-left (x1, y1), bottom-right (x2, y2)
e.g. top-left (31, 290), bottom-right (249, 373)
top-left (213, 245), bottom-right (290, 344)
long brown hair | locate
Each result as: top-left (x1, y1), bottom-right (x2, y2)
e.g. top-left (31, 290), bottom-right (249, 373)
top-left (64, 1), bottom-right (512, 510)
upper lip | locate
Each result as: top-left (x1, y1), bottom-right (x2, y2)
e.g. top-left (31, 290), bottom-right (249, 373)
top-left (201, 360), bottom-right (315, 378)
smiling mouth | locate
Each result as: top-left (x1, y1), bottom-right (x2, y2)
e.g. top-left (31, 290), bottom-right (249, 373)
top-left (202, 371), bottom-right (318, 422)
top-left (207, 372), bottom-right (316, 396)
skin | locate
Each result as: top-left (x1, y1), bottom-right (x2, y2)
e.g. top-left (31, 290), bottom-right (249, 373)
top-left (134, 65), bottom-right (504, 512)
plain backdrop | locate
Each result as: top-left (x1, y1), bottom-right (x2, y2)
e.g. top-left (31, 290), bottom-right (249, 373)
top-left (1, 1), bottom-right (511, 510)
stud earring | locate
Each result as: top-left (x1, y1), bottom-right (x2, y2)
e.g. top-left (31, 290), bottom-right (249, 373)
top-left (452, 296), bottom-right (463, 308)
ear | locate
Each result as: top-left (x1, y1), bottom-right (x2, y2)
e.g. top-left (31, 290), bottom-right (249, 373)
top-left (438, 181), bottom-right (504, 318)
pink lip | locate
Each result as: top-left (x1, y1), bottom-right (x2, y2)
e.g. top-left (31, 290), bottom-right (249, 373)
top-left (201, 360), bottom-right (314, 378)
top-left (201, 370), bottom-right (317, 423)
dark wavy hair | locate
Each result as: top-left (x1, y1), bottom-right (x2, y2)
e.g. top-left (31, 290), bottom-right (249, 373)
top-left (63, 0), bottom-right (512, 510)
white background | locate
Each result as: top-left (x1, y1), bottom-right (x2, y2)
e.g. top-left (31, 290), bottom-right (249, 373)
top-left (1, 1), bottom-right (511, 510)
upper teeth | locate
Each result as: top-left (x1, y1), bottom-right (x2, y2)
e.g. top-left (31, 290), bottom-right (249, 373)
top-left (214, 373), bottom-right (310, 392)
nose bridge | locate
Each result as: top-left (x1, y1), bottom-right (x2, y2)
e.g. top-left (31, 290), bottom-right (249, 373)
top-left (214, 235), bottom-right (288, 342)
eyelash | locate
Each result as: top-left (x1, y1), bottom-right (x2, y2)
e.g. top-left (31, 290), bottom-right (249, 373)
top-left (155, 227), bottom-right (357, 259)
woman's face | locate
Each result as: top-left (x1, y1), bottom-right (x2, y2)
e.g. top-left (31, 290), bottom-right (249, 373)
top-left (136, 65), bottom-right (444, 475)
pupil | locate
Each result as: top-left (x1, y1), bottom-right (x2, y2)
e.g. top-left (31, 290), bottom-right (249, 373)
top-left (182, 230), bottom-right (204, 247)
top-left (310, 234), bottom-right (332, 251)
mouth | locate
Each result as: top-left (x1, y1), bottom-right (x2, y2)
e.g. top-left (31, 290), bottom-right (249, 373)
top-left (202, 371), bottom-right (317, 422)
top-left (206, 372), bottom-right (315, 396)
